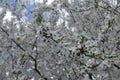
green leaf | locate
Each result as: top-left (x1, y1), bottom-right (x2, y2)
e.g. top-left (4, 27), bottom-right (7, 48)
top-left (17, 71), bottom-right (22, 74)
top-left (12, 71), bottom-right (17, 74)
top-left (56, 50), bottom-right (61, 54)
top-left (55, 39), bottom-right (61, 43)
top-left (80, 35), bottom-right (88, 43)
top-left (108, 54), bottom-right (118, 58)
top-left (107, 19), bottom-right (114, 28)
top-left (77, 52), bottom-right (81, 56)
top-left (12, 70), bottom-right (22, 75)
top-left (36, 14), bottom-right (42, 23)
top-left (76, 47), bottom-right (87, 56)
top-left (90, 53), bottom-right (97, 58)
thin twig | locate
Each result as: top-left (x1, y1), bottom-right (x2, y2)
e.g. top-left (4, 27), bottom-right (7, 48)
top-left (114, 64), bottom-right (120, 69)
top-left (29, 55), bottom-right (48, 80)
top-left (0, 26), bottom-right (26, 51)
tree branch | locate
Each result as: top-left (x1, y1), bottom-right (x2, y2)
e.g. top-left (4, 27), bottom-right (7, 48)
top-left (29, 55), bottom-right (48, 80)
top-left (114, 64), bottom-right (120, 69)
top-left (0, 26), bottom-right (25, 51)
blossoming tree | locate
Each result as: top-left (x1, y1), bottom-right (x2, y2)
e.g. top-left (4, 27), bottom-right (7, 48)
top-left (0, 0), bottom-right (120, 80)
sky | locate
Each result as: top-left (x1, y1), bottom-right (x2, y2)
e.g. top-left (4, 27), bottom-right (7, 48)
top-left (1, 0), bottom-right (55, 21)
top-left (1, 0), bottom-right (70, 29)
